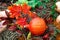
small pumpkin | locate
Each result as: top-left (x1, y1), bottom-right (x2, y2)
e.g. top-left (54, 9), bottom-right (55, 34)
top-left (55, 1), bottom-right (60, 13)
top-left (28, 17), bottom-right (47, 35)
top-left (56, 15), bottom-right (60, 23)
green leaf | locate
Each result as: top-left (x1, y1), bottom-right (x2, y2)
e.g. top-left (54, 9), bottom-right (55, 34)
top-left (15, 0), bottom-right (28, 4)
top-left (27, 32), bottom-right (31, 40)
top-left (43, 0), bottom-right (50, 3)
top-left (50, 3), bottom-right (58, 19)
top-left (53, 0), bottom-right (57, 2)
top-left (37, 1), bottom-right (43, 7)
top-left (15, 0), bottom-right (42, 8)
top-left (42, 4), bottom-right (47, 9)
top-left (28, 1), bottom-right (36, 8)
top-left (51, 4), bottom-right (56, 10)
top-left (56, 29), bottom-right (60, 33)
top-left (28, 0), bottom-right (41, 8)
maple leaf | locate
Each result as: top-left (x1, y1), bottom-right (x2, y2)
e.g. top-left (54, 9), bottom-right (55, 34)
top-left (8, 5), bottom-right (22, 19)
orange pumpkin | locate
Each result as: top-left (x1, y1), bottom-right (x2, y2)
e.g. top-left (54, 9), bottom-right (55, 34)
top-left (28, 17), bottom-right (47, 35)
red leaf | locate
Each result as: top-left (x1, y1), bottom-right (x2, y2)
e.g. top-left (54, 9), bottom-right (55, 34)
top-left (16, 18), bottom-right (27, 28)
top-left (22, 3), bottom-right (31, 14)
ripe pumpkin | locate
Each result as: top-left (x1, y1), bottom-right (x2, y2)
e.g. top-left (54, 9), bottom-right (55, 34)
top-left (28, 17), bottom-right (47, 35)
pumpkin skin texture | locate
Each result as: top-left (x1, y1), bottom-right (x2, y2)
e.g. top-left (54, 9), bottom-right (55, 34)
top-left (28, 17), bottom-right (47, 35)
top-left (56, 34), bottom-right (60, 40)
